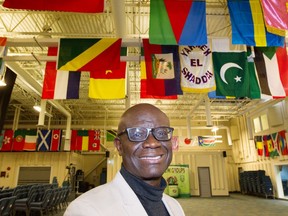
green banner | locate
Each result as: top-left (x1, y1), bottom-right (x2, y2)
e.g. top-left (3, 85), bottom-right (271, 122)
top-left (163, 164), bottom-right (190, 198)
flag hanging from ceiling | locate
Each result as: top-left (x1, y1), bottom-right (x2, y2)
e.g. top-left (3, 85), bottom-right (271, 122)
top-left (23, 129), bottom-right (37, 151)
top-left (0, 68), bottom-right (17, 132)
top-left (212, 38), bottom-right (260, 98)
top-left (227, 0), bottom-right (285, 47)
top-left (0, 130), bottom-right (4, 150)
top-left (89, 62), bottom-right (126, 99)
top-left (179, 44), bottom-right (215, 93)
top-left (42, 47), bottom-right (81, 99)
top-left (3, 0), bottom-right (105, 13)
top-left (254, 136), bottom-right (263, 156)
top-left (88, 130), bottom-right (101, 151)
top-left (106, 129), bottom-right (117, 142)
top-left (142, 39), bottom-right (182, 97)
top-left (0, 37), bottom-right (7, 57)
top-left (149, 0), bottom-right (207, 45)
top-left (260, 0), bottom-right (288, 36)
top-left (57, 38), bottom-right (122, 71)
top-left (140, 61), bottom-right (177, 99)
top-left (12, 129), bottom-right (26, 151)
top-left (253, 46), bottom-right (288, 98)
top-left (0, 129), bottom-right (13, 151)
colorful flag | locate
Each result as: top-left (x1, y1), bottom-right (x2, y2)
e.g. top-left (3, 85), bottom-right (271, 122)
top-left (50, 129), bottom-right (62, 151)
top-left (263, 135), bottom-right (274, 157)
top-left (0, 68), bottom-right (17, 132)
top-left (23, 130), bottom-right (37, 151)
top-left (254, 46), bottom-right (288, 98)
top-left (179, 44), bottom-right (215, 93)
top-left (70, 130), bottom-right (78, 151)
top-left (212, 38), bottom-right (260, 98)
top-left (88, 62), bottom-right (126, 99)
top-left (42, 47), bottom-right (81, 99)
top-left (142, 39), bottom-right (182, 97)
top-left (149, 0), bottom-right (207, 45)
top-left (12, 129), bottom-right (26, 151)
top-left (276, 131), bottom-right (288, 156)
top-left (260, 0), bottom-right (288, 36)
top-left (88, 130), bottom-right (101, 151)
top-left (106, 129), bottom-right (117, 142)
top-left (227, 0), bottom-right (285, 47)
top-left (198, 136), bottom-right (216, 147)
top-left (140, 61), bottom-right (177, 99)
top-left (0, 129), bottom-right (13, 151)
top-left (57, 38), bottom-right (121, 71)
top-left (254, 136), bottom-right (263, 156)
top-left (0, 37), bottom-right (7, 57)
top-left (3, 0), bottom-right (105, 13)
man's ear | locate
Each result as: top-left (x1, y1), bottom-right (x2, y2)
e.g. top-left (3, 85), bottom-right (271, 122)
top-left (114, 138), bottom-right (123, 156)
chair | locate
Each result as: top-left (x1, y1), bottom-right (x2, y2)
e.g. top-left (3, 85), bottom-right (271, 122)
top-left (30, 189), bottom-right (53, 216)
top-left (0, 196), bottom-right (17, 216)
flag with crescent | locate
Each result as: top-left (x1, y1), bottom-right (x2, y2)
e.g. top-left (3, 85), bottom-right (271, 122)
top-left (179, 43), bottom-right (216, 93)
top-left (212, 38), bottom-right (260, 98)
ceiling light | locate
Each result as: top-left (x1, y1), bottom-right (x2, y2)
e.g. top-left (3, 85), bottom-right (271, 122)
top-left (33, 104), bottom-right (41, 112)
top-left (211, 126), bottom-right (219, 132)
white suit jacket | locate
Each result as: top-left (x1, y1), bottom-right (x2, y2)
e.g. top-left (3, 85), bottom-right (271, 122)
top-left (64, 171), bottom-right (185, 216)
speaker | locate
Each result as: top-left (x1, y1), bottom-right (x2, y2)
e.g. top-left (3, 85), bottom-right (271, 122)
top-left (105, 151), bottom-right (110, 158)
top-left (223, 151), bottom-right (227, 157)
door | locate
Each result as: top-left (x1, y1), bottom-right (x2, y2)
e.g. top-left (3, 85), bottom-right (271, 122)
top-left (198, 167), bottom-right (212, 197)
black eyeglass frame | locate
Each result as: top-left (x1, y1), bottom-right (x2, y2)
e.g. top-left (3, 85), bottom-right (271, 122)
top-left (117, 126), bottom-right (174, 142)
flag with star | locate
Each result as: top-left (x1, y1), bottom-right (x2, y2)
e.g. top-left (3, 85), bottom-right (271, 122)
top-left (0, 129), bottom-right (13, 151)
top-left (212, 38), bottom-right (260, 98)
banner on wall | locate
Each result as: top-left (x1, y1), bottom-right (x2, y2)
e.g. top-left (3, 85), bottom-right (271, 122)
top-left (163, 164), bottom-right (190, 198)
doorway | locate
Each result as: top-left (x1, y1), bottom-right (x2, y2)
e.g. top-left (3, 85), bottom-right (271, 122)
top-left (198, 167), bottom-right (212, 197)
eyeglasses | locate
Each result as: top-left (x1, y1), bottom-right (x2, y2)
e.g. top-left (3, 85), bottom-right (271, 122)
top-left (117, 127), bottom-right (174, 142)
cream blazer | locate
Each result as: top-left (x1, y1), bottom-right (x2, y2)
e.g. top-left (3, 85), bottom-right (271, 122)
top-left (64, 171), bottom-right (185, 216)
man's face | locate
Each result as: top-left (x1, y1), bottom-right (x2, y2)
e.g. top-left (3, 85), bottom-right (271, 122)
top-left (115, 106), bottom-right (173, 182)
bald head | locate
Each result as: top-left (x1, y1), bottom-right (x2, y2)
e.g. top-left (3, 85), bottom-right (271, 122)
top-left (117, 103), bottom-right (170, 133)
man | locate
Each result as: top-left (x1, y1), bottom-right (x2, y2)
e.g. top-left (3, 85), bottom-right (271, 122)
top-left (64, 103), bottom-right (185, 216)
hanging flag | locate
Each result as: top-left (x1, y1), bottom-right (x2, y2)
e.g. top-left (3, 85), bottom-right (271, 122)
top-left (0, 129), bottom-right (13, 151)
top-left (263, 135), bottom-right (274, 157)
top-left (179, 44), bottom-right (215, 93)
top-left (57, 38), bottom-right (122, 71)
top-left (149, 0), bottom-right (207, 45)
top-left (12, 129), bottom-right (26, 151)
top-left (42, 47), bottom-right (81, 99)
top-left (254, 46), bottom-right (288, 98)
top-left (88, 130), bottom-right (101, 151)
top-left (212, 38), bottom-right (260, 98)
top-left (140, 61), bottom-right (177, 99)
top-left (50, 129), bottom-right (62, 151)
top-left (277, 130), bottom-right (288, 156)
top-left (37, 129), bottom-right (51, 151)
top-left (260, 0), bottom-right (288, 36)
top-left (227, 0), bottom-right (285, 47)
top-left (70, 130), bottom-right (78, 151)
top-left (3, 0), bottom-right (105, 13)
top-left (106, 129), bottom-right (117, 142)
top-left (0, 68), bottom-right (17, 132)
top-left (254, 136), bottom-right (263, 156)
top-left (78, 130), bottom-right (89, 151)
top-left (0, 37), bottom-right (7, 57)
top-left (198, 136), bottom-right (216, 147)
top-left (143, 39), bottom-right (182, 97)
top-left (23, 130), bottom-right (37, 151)
top-left (88, 62), bottom-right (126, 99)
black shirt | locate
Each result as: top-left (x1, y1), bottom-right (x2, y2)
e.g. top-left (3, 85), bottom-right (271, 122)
top-left (120, 166), bottom-right (170, 216)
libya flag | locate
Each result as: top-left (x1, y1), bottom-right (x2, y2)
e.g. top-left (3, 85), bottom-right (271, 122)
top-left (213, 51), bottom-right (250, 98)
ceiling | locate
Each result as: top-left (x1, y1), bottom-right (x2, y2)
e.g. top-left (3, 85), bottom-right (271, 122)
top-left (0, 0), bottom-right (282, 129)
